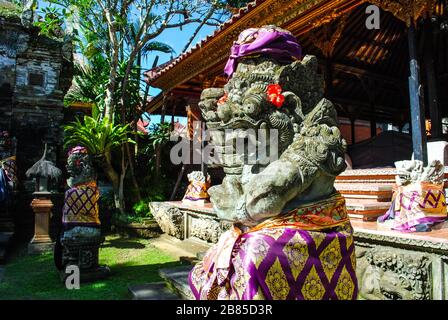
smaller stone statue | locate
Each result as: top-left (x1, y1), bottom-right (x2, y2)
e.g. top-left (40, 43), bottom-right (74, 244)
top-left (378, 159), bottom-right (447, 232)
top-left (182, 171), bottom-right (211, 204)
top-left (0, 130), bottom-right (17, 231)
top-left (54, 146), bottom-right (110, 281)
top-left (0, 130), bottom-right (18, 194)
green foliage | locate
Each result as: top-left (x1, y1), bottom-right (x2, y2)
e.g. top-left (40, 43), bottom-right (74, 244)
top-left (146, 122), bottom-right (172, 152)
top-left (132, 200), bottom-right (151, 217)
top-left (64, 115), bottom-right (135, 156)
top-left (65, 57), bottom-right (142, 118)
top-left (64, 55), bottom-right (109, 108)
top-left (34, 5), bottom-right (65, 39)
top-left (0, 0), bottom-right (22, 18)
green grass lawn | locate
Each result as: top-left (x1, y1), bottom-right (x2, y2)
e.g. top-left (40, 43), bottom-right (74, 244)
top-left (0, 235), bottom-right (183, 300)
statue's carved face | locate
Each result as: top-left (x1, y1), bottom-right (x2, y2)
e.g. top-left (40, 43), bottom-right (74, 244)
top-left (199, 56), bottom-right (325, 174)
top-left (0, 131), bottom-right (11, 151)
top-left (66, 151), bottom-right (94, 185)
top-left (395, 159), bottom-right (444, 185)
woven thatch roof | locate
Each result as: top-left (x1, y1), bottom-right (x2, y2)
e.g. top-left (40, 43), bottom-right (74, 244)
top-left (26, 144), bottom-right (62, 180)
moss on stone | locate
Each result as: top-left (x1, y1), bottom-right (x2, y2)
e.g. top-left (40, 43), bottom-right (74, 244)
top-left (0, 1), bottom-right (22, 19)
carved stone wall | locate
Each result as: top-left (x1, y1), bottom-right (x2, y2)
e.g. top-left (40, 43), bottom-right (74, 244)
top-left (0, 11), bottom-right (73, 233)
top-left (354, 228), bottom-right (448, 300)
top-left (356, 245), bottom-right (431, 299)
top-left (0, 15), bottom-right (73, 175)
top-left (187, 213), bottom-right (231, 243)
top-left (150, 202), bottom-right (231, 243)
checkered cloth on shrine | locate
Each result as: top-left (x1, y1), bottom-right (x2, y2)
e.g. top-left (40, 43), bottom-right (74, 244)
top-left (62, 181), bottom-right (100, 227)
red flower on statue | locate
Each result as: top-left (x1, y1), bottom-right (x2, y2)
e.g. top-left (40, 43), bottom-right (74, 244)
top-left (266, 84), bottom-right (285, 108)
top-left (218, 92), bottom-right (228, 105)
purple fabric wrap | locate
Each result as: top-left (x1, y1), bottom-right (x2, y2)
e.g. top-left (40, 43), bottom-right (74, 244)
top-left (223, 27), bottom-right (302, 78)
top-left (189, 223), bottom-right (358, 300)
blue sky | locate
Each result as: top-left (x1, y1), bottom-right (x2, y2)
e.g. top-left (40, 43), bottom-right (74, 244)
top-left (36, 1), bottom-right (225, 126)
top-left (36, 1), bottom-right (222, 93)
top-left (144, 23), bottom-right (218, 97)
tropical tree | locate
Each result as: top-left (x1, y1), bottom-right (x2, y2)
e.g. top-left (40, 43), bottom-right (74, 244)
top-left (35, 0), bottom-right (249, 211)
top-left (64, 115), bottom-right (135, 210)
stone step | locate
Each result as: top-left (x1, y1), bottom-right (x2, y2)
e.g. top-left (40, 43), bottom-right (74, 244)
top-left (128, 282), bottom-right (179, 300)
top-left (159, 265), bottom-right (195, 300)
top-left (0, 232), bottom-right (13, 264)
top-left (150, 234), bottom-right (211, 261)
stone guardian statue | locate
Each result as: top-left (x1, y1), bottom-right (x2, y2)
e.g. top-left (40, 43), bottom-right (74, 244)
top-left (189, 26), bottom-right (358, 300)
top-left (54, 146), bottom-right (110, 282)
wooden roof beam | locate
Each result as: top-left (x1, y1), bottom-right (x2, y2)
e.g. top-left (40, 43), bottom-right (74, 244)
top-left (332, 62), bottom-right (407, 88)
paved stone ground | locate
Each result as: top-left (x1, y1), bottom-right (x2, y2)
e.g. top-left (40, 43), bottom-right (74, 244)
top-left (149, 234), bottom-right (211, 261)
top-left (128, 282), bottom-right (179, 300)
top-left (159, 265), bottom-right (194, 300)
top-left (129, 235), bottom-right (207, 300)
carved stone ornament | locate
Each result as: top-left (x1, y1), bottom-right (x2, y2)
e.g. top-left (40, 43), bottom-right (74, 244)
top-left (190, 218), bottom-right (222, 243)
top-left (150, 202), bottom-right (184, 239)
top-left (356, 245), bottom-right (431, 300)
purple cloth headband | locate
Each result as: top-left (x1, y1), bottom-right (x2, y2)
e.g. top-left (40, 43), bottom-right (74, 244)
top-left (223, 27), bottom-right (302, 79)
top-left (68, 146), bottom-right (88, 156)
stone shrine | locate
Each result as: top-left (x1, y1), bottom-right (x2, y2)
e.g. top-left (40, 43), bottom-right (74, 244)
top-left (54, 147), bottom-right (109, 282)
top-left (0, 0), bottom-right (73, 199)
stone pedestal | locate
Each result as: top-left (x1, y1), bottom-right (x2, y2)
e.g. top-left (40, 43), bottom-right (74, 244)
top-left (28, 196), bottom-right (53, 254)
top-left (150, 200), bottom-right (448, 299)
top-left (59, 236), bottom-right (110, 283)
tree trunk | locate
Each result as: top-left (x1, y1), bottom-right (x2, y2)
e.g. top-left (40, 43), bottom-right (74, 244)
top-left (102, 150), bottom-right (124, 213)
top-left (119, 51), bottom-right (142, 201)
top-left (104, 46), bottom-right (119, 120)
top-left (102, 7), bottom-right (120, 121)
top-left (118, 145), bottom-right (128, 212)
top-left (155, 101), bottom-right (168, 179)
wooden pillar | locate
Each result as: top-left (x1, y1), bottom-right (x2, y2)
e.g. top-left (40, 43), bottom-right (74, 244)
top-left (423, 20), bottom-right (441, 138)
top-left (407, 22), bottom-right (428, 165)
top-left (325, 58), bottom-right (333, 98)
top-left (350, 118), bottom-right (356, 145)
top-left (369, 79), bottom-right (377, 138)
top-left (171, 103), bottom-right (176, 129)
top-left (201, 121), bottom-right (208, 177)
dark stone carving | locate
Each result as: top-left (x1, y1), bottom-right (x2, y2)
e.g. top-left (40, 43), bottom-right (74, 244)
top-left (189, 217), bottom-right (231, 243)
top-left (356, 246), bottom-right (431, 300)
top-left (150, 202), bottom-right (184, 239)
